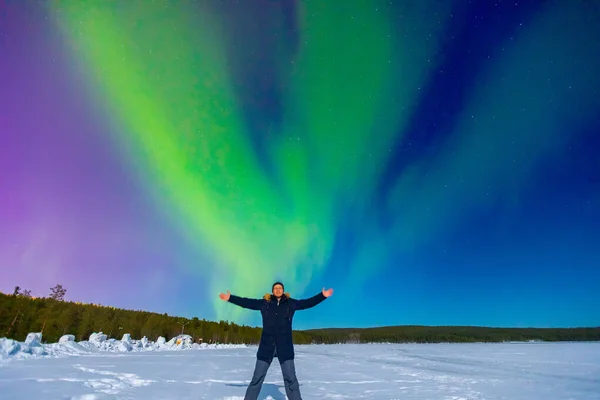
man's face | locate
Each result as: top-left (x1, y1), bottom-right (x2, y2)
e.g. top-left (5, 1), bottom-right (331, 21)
top-left (273, 284), bottom-right (284, 297)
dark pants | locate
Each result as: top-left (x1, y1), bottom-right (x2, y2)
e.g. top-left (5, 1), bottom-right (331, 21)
top-left (244, 357), bottom-right (302, 400)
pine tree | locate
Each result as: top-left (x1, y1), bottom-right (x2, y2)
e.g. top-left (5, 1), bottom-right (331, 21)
top-left (49, 284), bottom-right (67, 301)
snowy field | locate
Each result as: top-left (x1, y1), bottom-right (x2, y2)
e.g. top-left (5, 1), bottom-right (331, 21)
top-left (1, 334), bottom-right (599, 399)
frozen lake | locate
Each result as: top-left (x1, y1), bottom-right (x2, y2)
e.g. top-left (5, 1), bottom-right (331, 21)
top-left (1, 342), bottom-right (599, 399)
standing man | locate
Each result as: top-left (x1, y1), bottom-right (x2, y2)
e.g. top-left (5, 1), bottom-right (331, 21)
top-left (219, 281), bottom-right (333, 400)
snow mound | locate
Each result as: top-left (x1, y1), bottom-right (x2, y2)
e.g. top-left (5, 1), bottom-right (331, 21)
top-left (1, 332), bottom-right (48, 359)
top-left (0, 339), bottom-right (22, 358)
top-left (0, 332), bottom-right (246, 362)
top-left (60, 334), bottom-right (76, 343)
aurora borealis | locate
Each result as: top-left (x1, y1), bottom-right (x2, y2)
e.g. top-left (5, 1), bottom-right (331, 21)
top-left (1, 0), bottom-right (599, 329)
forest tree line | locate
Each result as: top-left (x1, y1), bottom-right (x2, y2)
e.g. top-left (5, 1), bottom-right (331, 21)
top-left (0, 287), bottom-right (314, 345)
top-left (2, 287), bottom-right (598, 344)
top-left (303, 325), bottom-right (600, 343)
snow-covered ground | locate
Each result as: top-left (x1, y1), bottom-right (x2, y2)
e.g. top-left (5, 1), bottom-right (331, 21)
top-left (1, 334), bottom-right (599, 399)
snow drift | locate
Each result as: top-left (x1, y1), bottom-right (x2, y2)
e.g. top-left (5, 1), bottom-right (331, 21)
top-left (0, 332), bottom-right (246, 362)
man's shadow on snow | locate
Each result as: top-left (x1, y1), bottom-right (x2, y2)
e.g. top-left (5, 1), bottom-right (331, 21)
top-left (225, 383), bottom-right (289, 400)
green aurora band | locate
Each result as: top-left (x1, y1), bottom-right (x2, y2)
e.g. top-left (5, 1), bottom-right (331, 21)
top-left (48, 1), bottom-right (450, 321)
top-left (49, 1), bottom-right (600, 322)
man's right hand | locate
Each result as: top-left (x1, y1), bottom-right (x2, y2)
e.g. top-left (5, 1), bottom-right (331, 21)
top-left (219, 290), bottom-right (231, 301)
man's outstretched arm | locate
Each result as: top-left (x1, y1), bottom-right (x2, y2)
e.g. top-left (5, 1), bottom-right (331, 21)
top-left (219, 290), bottom-right (263, 310)
top-left (294, 287), bottom-right (333, 311)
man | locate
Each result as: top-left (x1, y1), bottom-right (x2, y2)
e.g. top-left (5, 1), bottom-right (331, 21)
top-left (219, 282), bottom-right (333, 400)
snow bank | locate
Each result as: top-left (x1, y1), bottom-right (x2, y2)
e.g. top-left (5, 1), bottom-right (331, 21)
top-left (0, 332), bottom-right (246, 362)
top-left (0, 333), bottom-right (48, 360)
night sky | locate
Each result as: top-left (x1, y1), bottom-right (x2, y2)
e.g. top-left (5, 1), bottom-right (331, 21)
top-left (1, 0), bottom-right (599, 330)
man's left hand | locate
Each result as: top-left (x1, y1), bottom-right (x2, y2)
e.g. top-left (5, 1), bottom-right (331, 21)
top-left (322, 287), bottom-right (334, 298)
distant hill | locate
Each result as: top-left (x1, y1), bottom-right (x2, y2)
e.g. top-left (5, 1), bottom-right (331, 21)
top-left (2, 291), bottom-right (598, 344)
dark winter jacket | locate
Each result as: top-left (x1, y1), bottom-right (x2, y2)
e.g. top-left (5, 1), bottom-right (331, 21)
top-left (228, 291), bottom-right (326, 362)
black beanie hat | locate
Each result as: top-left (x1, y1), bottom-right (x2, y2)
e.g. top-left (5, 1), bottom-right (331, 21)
top-left (272, 281), bottom-right (284, 292)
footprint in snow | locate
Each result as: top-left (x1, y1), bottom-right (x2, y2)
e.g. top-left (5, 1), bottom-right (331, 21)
top-left (72, 364), bottom-right (155, 395)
